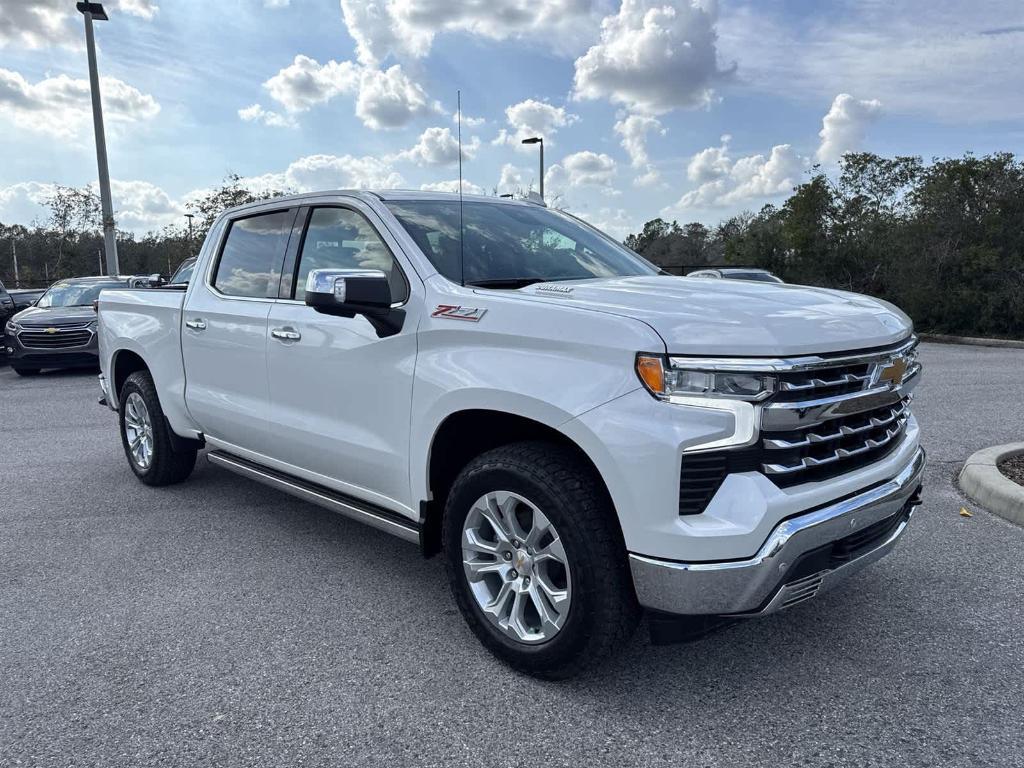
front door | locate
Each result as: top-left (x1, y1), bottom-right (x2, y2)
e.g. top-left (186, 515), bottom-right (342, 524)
top-left (182, 208), bottom-right (296, 456)
top-left (265, 203), bottom-right (421, 514)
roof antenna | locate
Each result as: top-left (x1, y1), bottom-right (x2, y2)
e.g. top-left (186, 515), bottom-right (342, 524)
top-left (457, 89), bottom-right (466, 287)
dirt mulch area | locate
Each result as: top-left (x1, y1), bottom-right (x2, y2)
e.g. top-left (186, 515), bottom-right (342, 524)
top-left (998, 454), bottom-right (1024, 487)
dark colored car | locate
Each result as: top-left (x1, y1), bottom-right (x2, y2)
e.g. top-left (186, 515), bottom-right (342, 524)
top-left (3, 276), bottom-right (127, 376)
top-left (0, 280), bottom-right (14, 326)
top-left (9, 288), bottom-right (46, 312)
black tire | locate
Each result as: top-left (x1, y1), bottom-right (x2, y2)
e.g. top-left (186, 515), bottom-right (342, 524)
top-left (12, 366), bottom-right (40, 376)
top-left (118, 370), bottom-right (197, 486)
top-left (443, 441), bottom-right (640, 679)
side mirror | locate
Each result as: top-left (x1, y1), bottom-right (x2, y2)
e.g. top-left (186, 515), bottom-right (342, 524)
top-left (304, 268), bottom-right (404, 337)
top-left (147, 273), bottom-right (163, 287)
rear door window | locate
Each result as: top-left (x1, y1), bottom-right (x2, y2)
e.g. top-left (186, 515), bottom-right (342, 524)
top-left (213, 210), bottom-right (293, 298)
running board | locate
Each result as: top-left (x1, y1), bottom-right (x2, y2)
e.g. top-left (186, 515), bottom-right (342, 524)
top-left (206, 450), bottom-right (420, 544)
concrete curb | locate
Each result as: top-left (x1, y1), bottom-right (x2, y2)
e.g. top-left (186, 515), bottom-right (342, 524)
top-left (919, 333), bottom-right (1024, 349)
top-left (958, 443), bottom-right (1024, 527)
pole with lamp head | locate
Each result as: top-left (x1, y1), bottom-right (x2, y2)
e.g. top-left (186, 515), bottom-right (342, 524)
top-left (521, 137), bottom-right (544, 201)
top-left (77, 2), bottom-right (119, 277)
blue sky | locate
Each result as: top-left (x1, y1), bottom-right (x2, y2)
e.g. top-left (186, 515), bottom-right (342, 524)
top-left (2, 0), bottom-right (1022, 238)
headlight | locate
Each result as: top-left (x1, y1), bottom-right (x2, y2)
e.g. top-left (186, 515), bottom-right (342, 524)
top-left (4, 320), bottom-right (19, 334)
top-left (636, 355), bottom-right (775, 402)
top-left (87, 320), bottom-right (97, 330)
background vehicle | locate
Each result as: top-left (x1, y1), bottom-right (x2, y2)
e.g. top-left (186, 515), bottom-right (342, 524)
top-left (169, 257), bottom-right (197, 285)
top-left (9, 288), bottom-right (46, 312)
top-left (687, 267), bottom-right (784, 283)
top-left (5, 276), bottom-right (128, 376)
top-left (97, 191), bottom-right (923, 678)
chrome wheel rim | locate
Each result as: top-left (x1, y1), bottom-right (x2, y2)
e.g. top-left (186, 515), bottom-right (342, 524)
top-left (462, 491), bottom-right (572, 645)
top-left (124, 392), bottom-right (154, 470)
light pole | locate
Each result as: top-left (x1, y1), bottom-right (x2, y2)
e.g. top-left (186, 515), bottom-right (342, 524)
top-left (77, 2), bottom-right (119, 277)
top-left (11, 239), bottom-right (19, 288)
top-left (184, 213), bottom-right (195, 255)
top-left (521, 136), bottom-right (544, 201)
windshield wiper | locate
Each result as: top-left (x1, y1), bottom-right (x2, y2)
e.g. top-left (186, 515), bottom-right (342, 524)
top-left (464, 278), bottom-right (550, 289)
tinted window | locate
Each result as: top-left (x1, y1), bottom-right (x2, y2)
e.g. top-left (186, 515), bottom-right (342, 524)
top-left (386, 201), bottom-right (657, 285)
top-left (37, 281), bottom-right (124, 308)
top-left (213, 211), bottom-right (292, 297)
top-left (293, 207), bottom-right (407, 302)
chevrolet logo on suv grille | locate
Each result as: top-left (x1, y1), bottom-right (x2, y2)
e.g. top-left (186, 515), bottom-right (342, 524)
top-left (45, 327), bottom-right (60, 334)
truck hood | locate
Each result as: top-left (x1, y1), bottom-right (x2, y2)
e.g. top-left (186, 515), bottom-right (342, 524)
top-left (523, 276), bottom-right (912, 355)
top-left (13, 305), bottom-right (97, 327)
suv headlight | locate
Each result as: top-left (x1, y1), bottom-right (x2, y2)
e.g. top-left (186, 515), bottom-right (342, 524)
top-left (636, 355), bottom-right (776, 402)
top-left (4, 319), bottom-right (19, 334)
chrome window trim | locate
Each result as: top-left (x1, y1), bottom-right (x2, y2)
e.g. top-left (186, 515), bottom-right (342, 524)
top-left (668, 335), bottom-right (917, 373)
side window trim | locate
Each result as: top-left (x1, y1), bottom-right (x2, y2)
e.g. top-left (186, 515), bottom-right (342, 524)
top-left (208, 207), bottom-right (298, 302)
top-left (288, 204), bottom-right (410, 304)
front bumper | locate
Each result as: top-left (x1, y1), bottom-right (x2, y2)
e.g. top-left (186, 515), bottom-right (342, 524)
top-left (4, 328), bottom-right (98, 369)
top-left (629, 446), bottom-right (925, 616)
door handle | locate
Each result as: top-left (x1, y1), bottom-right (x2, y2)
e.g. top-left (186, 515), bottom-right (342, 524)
top-left (185, 318), bottom-right (207, 331)
top-left (271, 327), bottom-right (301, 341)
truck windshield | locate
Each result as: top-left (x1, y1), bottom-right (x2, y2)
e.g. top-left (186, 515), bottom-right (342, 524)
top-left (37, 281), bottom-right (123, 308)
top-left (386, 201), bottom-right (658, 286)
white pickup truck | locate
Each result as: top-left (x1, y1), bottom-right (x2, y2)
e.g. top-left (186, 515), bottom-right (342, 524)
top-left (98, 190), bottom-right (924, 678)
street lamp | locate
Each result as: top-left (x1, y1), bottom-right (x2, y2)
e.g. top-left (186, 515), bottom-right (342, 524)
top-left (521, 136), bottom-right (544, 201)
top-left (184, 213), bottom-right (195, 255)
top-left (77, 2), bottom-right (119, 277)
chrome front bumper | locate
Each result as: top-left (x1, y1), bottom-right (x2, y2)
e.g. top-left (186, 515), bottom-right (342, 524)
top-left (629, 447), bottom-right (926, 616)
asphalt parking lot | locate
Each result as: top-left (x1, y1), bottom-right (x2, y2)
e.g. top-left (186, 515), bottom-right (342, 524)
top-left (2, 342), bottom-right (1023, 767)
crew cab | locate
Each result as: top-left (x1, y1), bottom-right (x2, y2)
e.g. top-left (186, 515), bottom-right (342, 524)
top-left (97, 191), bottom-right (924, 678)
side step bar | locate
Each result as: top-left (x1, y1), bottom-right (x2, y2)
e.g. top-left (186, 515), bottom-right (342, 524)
top-left (207, 450), bottom-right (421, 544)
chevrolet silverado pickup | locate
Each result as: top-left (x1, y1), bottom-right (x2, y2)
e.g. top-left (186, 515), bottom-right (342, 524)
top-left (97, 190), bottom-right (924, 678)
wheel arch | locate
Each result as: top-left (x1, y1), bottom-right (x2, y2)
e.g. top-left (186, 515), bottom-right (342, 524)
top-left (419, 407), bottom-right (619, 558)
top-left (111, 348), bottom-right (150, 403)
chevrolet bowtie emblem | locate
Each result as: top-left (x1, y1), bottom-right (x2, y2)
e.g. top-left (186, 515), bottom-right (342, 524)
top-left (875, 357), bottom-right (907, 386)
top-left (45, 327), bottom-right (59, 334)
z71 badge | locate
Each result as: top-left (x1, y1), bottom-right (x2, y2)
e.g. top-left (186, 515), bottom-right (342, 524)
top-left (431, 305), bottom-right (488, 322)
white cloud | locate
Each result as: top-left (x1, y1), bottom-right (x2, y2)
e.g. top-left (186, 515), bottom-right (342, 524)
top-left (816, 94), bottom-right (882, 165)
top-left (0, 0), bottom-right (157, 48)
top-left (0, 179), bottom-right (179, 233)
top-left (339, 0), bottom-right (601, 65)
top-left (107, 179), bottom-right (181, 231)
top-left (238, 103), bottom-right (297, 128)
top-left (263, 55), bottom-right (359, 112)
top-left (498, 163), bottom-right (529, 193)
top-left (717, 0), bottom-right (1024, 123)
top-left (265, 0), bottom-right (291, 7)
top-left (395, 126), bottom-right (480, 166)
top-left (614, 113), bottom-right (665, 185)
top-left (262, 56), bottom-right (436, 130)
top-left (116, 0), bottom-right (159, 20)
top-left (573, 0), bottom-right (734, 114)
top-left (355, 64), bottom-right (438, 130)
top-left (493, 99), bottom-right (578, 148)
top-left (279, 153), bottom-right (405, 190)
top-left (453, 110), bottom-right (486, 128)
top-left (669, 137), bottom-right (804, 210)
top-left (545, 150), bottom-right (617, 192)
top-left (420, 180), bottom-right (486, 195)
top-left (0, 68), bottom-right (160, 138)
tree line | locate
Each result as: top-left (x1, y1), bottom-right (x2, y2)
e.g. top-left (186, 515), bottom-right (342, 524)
top-left (2, 154), bottom-right (1020, 338)
top-left (625, 152), bottom-right (1024, 339)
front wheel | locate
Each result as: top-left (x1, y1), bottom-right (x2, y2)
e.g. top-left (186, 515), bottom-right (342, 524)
top-left (443, 441), bottom-right (640, 679)
top-left (119, 370), bottom-right (196, 486)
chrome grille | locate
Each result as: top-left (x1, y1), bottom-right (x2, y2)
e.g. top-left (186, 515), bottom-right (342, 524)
top-left (18, 327), bottom-right (93, 349)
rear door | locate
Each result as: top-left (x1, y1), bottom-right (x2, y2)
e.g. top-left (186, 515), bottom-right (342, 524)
top-left (182, 208), bottom-right (297, 456)
top-left (264, 202), bottom-right (421, 512)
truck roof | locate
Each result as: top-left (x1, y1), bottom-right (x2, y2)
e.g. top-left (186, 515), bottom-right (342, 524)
top-left (222, 189), bottom-right (539, 217)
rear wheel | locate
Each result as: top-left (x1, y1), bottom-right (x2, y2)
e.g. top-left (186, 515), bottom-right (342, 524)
top-left (443, 441), bottom-right (639, 679)
top-left (12, 366), bottom-right (40, 376)
top-left (119, 370), bottom-right (196, 486)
